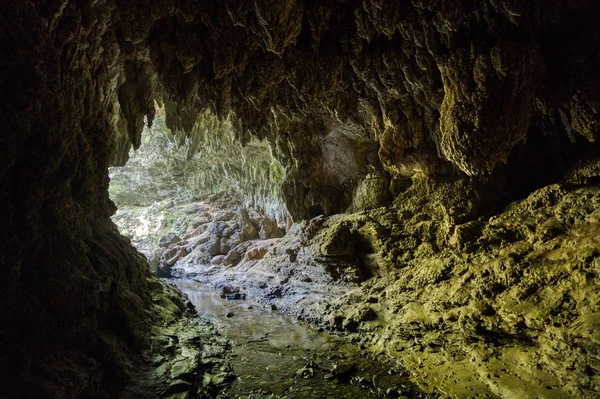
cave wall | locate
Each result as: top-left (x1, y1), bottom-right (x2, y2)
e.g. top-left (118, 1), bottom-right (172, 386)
top-left (111, 0), bottom-right (600, 220)
top-left (1, 0), bottom-right (600, 397)
top-left (0, 2), bottom-right (153, 397)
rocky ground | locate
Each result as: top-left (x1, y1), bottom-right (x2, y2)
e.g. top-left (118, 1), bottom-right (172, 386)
top-left (115, 178), bottom-right (600, 398)
top-left (112, 192), bottom-right (286, 276)
top-left (120, 278), bottom-right (233, 399)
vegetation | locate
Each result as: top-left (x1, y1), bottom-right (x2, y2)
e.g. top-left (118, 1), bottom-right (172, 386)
top-left (109, 107), bottom-right (288, 222)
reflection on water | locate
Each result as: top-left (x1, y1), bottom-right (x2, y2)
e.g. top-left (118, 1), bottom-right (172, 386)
top-left (170, 279), bottom-right (431, 399)
top-left (173, 279), bottom-right (328, 350)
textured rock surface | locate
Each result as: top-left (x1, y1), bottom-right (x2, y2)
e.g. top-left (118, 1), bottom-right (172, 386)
top-left (122, 280), bottom-right (233, 399)
top-left (0, 1), bottom-right (152, 395)
top-left (19, 0), bottom-right (597, 222)
top-left (173, 181), bottom-right (600, 398)
top-left (109, 109), bottom-right (289, 222)
top-left (2, 0), bottom-right (600, 398)
top-left (112, 195), bottom-right (285, 278)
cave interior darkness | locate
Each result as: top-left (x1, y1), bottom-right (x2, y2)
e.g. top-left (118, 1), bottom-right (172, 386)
top-left (1, 1), bottom-right (600, 398)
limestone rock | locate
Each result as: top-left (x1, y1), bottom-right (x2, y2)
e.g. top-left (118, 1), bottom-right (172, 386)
top-left (238, 208), bottom-right (259, 240)
top-left (223, 250), bottom-right (241, 266)
top-left (320, 224), bottom-right (356, 257)
top-left (159, 233), bottom-right (181, 247)
top-left (3, 0), bottom-right (600, 397)
top-left (210, 255), bottom-right (226, 265)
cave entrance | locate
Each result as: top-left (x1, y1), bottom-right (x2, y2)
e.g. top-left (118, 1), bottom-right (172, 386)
top-left (106, 108), bottom-right (426, 398)
top-left (108, 107), bottom-right (289, 277)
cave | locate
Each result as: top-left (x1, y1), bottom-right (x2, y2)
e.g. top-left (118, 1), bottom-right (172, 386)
top-left (1, 1), bottom-right (600, 398)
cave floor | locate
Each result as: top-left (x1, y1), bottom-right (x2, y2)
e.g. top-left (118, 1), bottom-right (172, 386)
top-left (170, 279), bottom-right (433, 399)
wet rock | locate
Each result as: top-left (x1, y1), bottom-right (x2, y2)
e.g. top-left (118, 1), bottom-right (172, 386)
top-left (158, 247), bottom-right (189, 276)
top-left (220, 286), bottom-right (240, 296)
top-left (296, 365), bottom-right (315, 379)
top-left (332, 362), bottom-right (356, 377)
top-left (170, 355), bottom-right (197, 380)
top-left (123, 281), bottom-right (233, 398)
top-left (225, 293), bottom-right (246, 300)
top-left (164, 247), bottom-right (189, 266)
top-left (161, 381), bottom-right (192, 397)
top-left (218, 287), bottom-right (247, 301)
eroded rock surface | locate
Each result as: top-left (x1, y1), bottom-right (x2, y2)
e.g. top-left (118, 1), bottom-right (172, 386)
top-left (159, 180), bottom-right (600, 398)
top-left (122, 280), bottom-right (233, 399)
top-left (2, 0), bottom-right (600, 398)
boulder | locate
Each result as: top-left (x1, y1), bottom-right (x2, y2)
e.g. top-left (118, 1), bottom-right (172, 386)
top-left (207, 222), bottom-right (227, 238)
top-left (159, 233), bottom-right (181, 247)
top-left (258, 217), bottom-right (284, 239)
top-left (320, 223), bottom-right (356, 257)
top-left (238, 208), bottom-right (258, 240)
top-left (223, 250), bottom-right (241, 266)
top-left (162, 247), bottom-right (189, 267)
top-left (246, 247), bottom-right (269, 260)
top-left (210, 255), bottom-right (225, 265)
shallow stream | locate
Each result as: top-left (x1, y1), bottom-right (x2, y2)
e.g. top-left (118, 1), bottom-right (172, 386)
top-left (171, 279), bottom-right (432, 399)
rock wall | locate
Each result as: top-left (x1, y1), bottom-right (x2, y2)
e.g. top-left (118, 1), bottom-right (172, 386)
top-left (0, 2), bottom-right (149, 396)
top-left (174, 178), bottom-right (600, 398)
top-left (109, 108), bottom-right (289, 223)
top-left (111, 0), bottom-right (600, 220)
top-left (2, 0), bottom-right (600, 398)
top-left (0, 2), bottom-right (231, 397)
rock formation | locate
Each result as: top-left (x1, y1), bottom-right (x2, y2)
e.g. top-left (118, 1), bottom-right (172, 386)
top-left (1, 0), bottom-right (600, 398)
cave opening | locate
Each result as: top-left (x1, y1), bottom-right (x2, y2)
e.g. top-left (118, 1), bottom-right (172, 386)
top-left (107, 107), bottom-right (433, 399)
top-left (108, 106), bottom-right (291, 277)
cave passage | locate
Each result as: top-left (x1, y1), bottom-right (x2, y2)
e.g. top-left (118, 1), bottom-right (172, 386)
top-left (3, 1), bottom-right (600, 398)
top-left (108, 115), bottom-right (431, 398)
